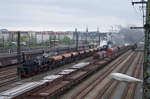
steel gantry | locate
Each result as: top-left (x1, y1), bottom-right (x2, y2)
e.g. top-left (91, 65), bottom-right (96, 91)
top-left (144, 0), bottom-right (150, 98)
top-left (132, 0), bottom-right (150, 98)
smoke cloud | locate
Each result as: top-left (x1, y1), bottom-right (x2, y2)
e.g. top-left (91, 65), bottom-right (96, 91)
top-left (112, 26), bottom-right (144, 46)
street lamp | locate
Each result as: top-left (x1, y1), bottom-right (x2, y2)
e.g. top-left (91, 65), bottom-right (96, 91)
top-left (110, 73), bottom-right (143, 83)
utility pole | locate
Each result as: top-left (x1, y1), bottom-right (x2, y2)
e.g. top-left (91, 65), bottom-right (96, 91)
top-left (75, 28), bottom-right (78, 51)
top-left (17, 31), bottom-right (21, 80)
top-left (132, 0), bottom-right (150, 98)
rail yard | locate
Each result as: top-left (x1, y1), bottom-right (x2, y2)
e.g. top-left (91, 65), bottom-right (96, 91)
top-left (60, 50), bottom-right (143, 99)
top-left (0, 44), bottom-right (143, 99)
top-left (0, 0), bottom-right (149, 98)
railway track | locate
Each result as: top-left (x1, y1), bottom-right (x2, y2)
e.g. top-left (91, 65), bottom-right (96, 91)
top-left (96, 53), bottom-right (138, 99)
top-left (0, 46), bottom-right (97, 88)
top-left (0, 46), bottom-right (134, 98)
top-left (0, 45), bottom-right (91, 67)
top-left (120, 54), bottom-right (143, 99)
top-left (99, 53), bottom-right (143, 99)
top-left (0, 65), bottom-right (18, 87)
top-left (60, 51), bottom-right (143, 99)
top-left (71, 52), bottom-right (136, 99)
top-left (0, 51), bottom-right (95, 92)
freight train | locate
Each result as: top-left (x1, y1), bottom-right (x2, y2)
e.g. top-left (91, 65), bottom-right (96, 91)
top-left (21, 47), bottom-right (101, 77)
top-left (0, 45), bottom-right (134, 99)
top-left (21, 44), bottom-right (136, 77)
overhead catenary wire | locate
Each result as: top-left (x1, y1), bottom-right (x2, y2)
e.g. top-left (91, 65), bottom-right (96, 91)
top-left (131, 0), bottom-right (145, 24)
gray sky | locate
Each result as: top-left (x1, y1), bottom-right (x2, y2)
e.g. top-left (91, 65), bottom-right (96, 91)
top-left (0, 0), bottom-right (143, 31)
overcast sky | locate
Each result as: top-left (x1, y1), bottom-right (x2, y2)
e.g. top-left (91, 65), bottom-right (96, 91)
top-left (0, 0), bottom-right (143, 31)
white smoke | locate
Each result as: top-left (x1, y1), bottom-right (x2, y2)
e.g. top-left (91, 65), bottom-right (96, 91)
top-left (112, 26), bottom-right (144, 46)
